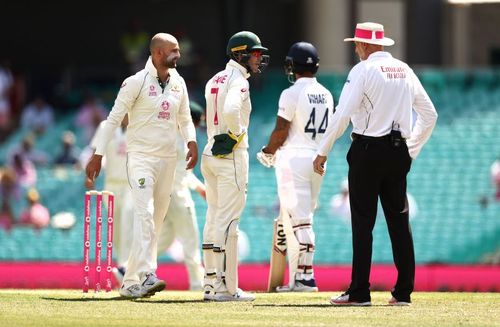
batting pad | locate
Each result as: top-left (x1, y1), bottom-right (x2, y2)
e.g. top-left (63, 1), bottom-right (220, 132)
top-left (202, 244), bottom-right (216, 287)
top-left (281, 213), bottom-right (301, 289)
top-left (224, 220), bottom-right (239, 294)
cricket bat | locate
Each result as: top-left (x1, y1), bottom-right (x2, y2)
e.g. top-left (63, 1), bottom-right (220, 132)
top-left (267, 218), bottom-right (287, 292)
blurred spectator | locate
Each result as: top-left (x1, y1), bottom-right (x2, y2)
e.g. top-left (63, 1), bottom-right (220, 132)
top-left (491, 156), bottom-right (500, 201)
top-left (54, 131), bottom-right (81, 168)
top-left (20, 94), bottom-right (54, 135)
top-left (120, 18), bottom-right (149, 73)
top-left (9, 68), bottom-right (27, 127)
top-left (74, 94), bottom-right (108, 144)
top-left (478, 195), bottom-right (489, 209)
top-left (173, 28), bottom-right (210, 94)
top-left (0, 200), bottom-right (14, 232)
top-left (0, 168), bottom-right (22, 231)
top-left (19, 188), bottom-right (50, 230)
top-left (329, 179), bottom-right (351, 224)
top-left (9, 153), bottom-right (37, 188)
top-left (8, 133), bottom-right (49, 167)
top-left (175, 28), bottom-right (202, 89)
top-left (0, 60), bottom-right (14, 140)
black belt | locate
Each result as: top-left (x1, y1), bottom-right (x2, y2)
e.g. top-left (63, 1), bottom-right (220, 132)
top-left (351, 133), bottom-right (391, 141)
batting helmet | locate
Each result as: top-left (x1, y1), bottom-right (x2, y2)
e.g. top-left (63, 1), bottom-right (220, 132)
top-left (226, 31), bottom-right (269, 73)
top-left (226, 31), bottom-right (268, 55)
top-left (284, 42), bottom-right (319, 82)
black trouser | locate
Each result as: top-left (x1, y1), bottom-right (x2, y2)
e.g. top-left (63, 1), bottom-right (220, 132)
top-left (346, 134), bottom-right (414, 302)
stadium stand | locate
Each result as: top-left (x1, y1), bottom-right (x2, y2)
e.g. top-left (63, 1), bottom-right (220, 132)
top-left (0, 69), bottom-right (498, 267)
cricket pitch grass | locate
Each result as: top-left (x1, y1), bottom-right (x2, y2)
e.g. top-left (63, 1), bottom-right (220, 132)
top-left (0, 290), bottom-right (498, 327)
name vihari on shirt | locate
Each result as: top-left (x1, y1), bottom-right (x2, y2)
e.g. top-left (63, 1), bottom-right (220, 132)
top-left (307, 93), bottom-right (328, 104)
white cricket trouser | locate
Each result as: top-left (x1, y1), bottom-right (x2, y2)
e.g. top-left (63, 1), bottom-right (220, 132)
top-left (122, 152), bottom-right (176, 288)
top-left (201, 149), bottom-right (248, 292)
top-left (104, 181), bottom-right (134, 268)
top-left (157, 192), bottom-right (204, 290)
top-left (275, 149), bottom-right (323, 281)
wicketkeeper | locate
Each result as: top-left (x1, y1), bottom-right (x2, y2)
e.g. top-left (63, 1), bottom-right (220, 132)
top-left (201, 31), bottom-right (269, 301)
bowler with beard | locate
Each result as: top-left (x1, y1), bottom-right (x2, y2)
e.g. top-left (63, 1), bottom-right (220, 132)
top-left (85, 33), bottom-right (198, 298)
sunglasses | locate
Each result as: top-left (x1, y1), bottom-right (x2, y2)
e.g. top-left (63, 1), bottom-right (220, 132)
top-left (250, 50), bottom-right (262, 58)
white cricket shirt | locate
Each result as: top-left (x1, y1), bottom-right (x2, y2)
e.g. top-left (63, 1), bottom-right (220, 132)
top-left (93, 57), bottom-right (196, 158)
top-left (203, 60), bottom-right (251, 155)
top-left (317, 51), bottom-right (438, 159)
top-left (278, 77), bottom-right (334, 151)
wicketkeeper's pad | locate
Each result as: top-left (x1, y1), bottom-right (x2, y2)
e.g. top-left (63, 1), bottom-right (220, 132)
top-left (211, 131), bottom-right (246, 157)
top-left (224, 220), bottom-right (239, 294)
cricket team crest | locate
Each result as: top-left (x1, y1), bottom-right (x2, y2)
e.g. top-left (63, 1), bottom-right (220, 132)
top-left (149, 85), bottom-right (157, 96)
top-left (170, 83), bottom-right (181, 93)
top-left (158, 101), bottom-right (171, 120)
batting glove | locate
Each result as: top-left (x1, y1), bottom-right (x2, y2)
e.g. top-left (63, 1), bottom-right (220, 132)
top-left (256, 147), bottom-right (276, 168)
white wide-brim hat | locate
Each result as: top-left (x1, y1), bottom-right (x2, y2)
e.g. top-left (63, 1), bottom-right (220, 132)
top-left (344, 22), bottom-right (395, 46)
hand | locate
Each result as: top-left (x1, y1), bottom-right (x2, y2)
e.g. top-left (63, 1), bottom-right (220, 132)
top-left (256, 147), bottom-right (275, 168)
top-left (85, 154), bottom-right (103, 189)
top-left (313, 155), bottom-right (327, 176)
top-left (185, 141), bottom-right (198, 170)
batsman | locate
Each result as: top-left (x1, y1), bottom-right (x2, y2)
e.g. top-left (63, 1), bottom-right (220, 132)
top-left (258, 42), bottom-right (334, 292)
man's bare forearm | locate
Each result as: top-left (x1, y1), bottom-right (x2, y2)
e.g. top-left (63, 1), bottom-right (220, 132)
top-left (263, 117), bottom-right (290, 154)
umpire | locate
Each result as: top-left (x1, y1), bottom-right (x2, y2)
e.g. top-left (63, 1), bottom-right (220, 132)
top-left (313, 22), bottom-right (437, 306)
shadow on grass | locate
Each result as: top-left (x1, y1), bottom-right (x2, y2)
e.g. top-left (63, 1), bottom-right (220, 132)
top-left (254, 304), bottom-right (331, 308)
top-left (136, 299), bottom-right (206, 304)
top-left (42, 296), bottom-right (129, 302)
top-left (41, 297), bottom-right (205, 304)
top-left (254, 304), bottom-right (387, 308)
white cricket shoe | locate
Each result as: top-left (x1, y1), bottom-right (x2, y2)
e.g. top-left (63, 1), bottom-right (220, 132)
top-left (203, 285), bottom-right (215, 301)
top-left (119, 284), bottom-right (147, 299)
top-left (213, 288), bottom-right (255, 302)
top-left (276, 279), bottom-right (319, 292)
top-left (330, 293), bottom-right (371, 306)
top-left (142, 273), bottom-right (166, 297)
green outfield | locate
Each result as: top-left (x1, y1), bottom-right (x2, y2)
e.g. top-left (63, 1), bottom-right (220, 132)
top-left (0, 290), bottom-right (498, 327)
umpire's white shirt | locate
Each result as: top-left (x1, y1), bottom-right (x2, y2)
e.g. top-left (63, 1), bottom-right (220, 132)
top-left (94, 57), bottom-right (196, 157)
top-left (203, 59), bottom-right (251, 156)
top-left (317, 51), bottom-right (437, 159)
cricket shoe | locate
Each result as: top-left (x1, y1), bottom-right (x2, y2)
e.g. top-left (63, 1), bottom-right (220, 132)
top-left (119, 284), bottom-right (147, 299)
top-left (142, 273), bottom-right (166, 297)
top-left (276, 279), bottom-right (319, 292)
top-left (330, 293), bottom-right (371, 306)
top-left (388, 296), bottom-right (411, 306)
top-left (203, 285), bottom-right (215, 301)
top-left (112, 266), bottom-right (126, 284)
top-left (213, 288), bottom-right (255, 302)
